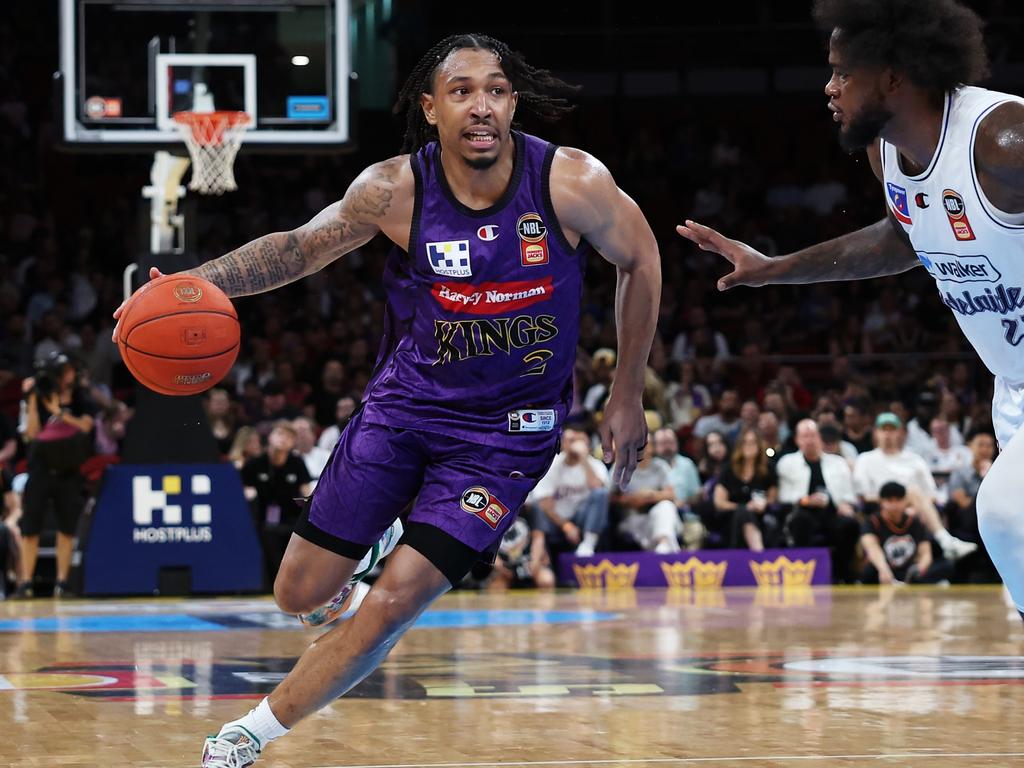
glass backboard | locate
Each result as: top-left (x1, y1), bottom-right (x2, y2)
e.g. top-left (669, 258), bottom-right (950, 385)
top-left (59, 0), bottom-right (352, 149)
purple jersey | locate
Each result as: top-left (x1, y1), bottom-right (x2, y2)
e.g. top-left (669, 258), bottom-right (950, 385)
top-left (361, 131), bottom-right (590, 448)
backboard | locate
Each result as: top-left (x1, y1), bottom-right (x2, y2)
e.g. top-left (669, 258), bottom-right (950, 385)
top-left (58, 0), bottom-right (352, 150)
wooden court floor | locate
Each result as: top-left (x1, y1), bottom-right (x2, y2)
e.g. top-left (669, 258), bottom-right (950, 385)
top-left (0, 585), bottom-right (1022, 767)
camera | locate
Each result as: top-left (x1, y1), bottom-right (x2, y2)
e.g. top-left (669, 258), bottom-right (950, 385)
top-left (30, 352), bottom-right (71, 399)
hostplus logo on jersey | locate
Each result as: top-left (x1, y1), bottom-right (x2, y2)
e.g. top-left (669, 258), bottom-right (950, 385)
top-left (132, 474), bottom-right (213, 544)
top-left (426, 240), bottom-right (472, 278)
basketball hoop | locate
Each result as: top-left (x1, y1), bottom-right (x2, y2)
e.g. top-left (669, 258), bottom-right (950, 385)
top-left (173, 111), bottom-right (251, 195)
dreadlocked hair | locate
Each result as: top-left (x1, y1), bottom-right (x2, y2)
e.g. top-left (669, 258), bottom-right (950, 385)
top-left (393, 33), bottom-right (579, 154)
top-left (813, 0), bottom-right (989, 98)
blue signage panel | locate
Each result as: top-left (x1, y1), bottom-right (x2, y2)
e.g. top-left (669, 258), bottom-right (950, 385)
top-left (286, 95), bottom-right (330, 120)
top-left (84, 464), bottom-right (263, 595)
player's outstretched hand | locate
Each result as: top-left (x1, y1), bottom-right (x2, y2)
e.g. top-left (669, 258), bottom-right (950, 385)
top-left (111, 267), bottom-right (165, 343)
top-left (599, 393), bottom-right (648, 490)
top-left (676, 219), bottom-right (773, 291)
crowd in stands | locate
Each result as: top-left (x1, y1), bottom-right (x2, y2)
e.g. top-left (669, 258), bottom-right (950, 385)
top-left (0, 8), bottom-right (1002, 594)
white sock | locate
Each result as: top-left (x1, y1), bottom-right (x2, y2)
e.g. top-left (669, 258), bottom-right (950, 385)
top-left (224, 697), bottom-right (289, 745)
top-left (933, 528), bottom-right (953, 549)
top-left (582, 531), bottom-right (599, 549)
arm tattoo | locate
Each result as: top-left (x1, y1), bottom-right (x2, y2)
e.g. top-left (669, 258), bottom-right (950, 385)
top-left (186, 159), bottom-right (400, 297)
top-left (772, 215), bottom-right (920, 284)
top-left (188, 232), bottom-right (312, 297)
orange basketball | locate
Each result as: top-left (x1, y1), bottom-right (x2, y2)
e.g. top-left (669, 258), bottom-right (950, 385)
top-left (117, 274), bottom-right (240, 396)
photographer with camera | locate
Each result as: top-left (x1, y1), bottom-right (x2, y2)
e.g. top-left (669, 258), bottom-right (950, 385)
top-left (16, 352), bottom-right (97, 597)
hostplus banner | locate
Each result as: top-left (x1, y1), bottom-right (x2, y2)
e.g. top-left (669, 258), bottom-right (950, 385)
top-left (84, 464), bottom-right (262, 594)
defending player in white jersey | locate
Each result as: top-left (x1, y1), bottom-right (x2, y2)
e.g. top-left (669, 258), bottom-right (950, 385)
top-left (678, 0), bottom-right (1024, 615)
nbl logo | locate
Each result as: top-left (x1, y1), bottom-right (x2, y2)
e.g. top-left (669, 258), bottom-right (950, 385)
top-left (132, 474), bottom-right (213, 544)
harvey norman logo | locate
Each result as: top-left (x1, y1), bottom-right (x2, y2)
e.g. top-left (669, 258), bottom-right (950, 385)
top-left (431, 277), bottom-right (553, 315)
top-left (132, 474), bottom-right (213, 544)
top-left (917, 251), bottom-right (1002, 284)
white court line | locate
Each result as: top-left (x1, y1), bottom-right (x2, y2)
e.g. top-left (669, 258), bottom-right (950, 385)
top-left (312, 754), bottom-right (1024, 768)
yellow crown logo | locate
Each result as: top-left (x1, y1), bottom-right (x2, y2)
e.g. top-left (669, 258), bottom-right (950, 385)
top-left (749, 556), bottom-right (817, 587)
top-left (659, 557), bottom-right (728, 589)
top-left (572, 560), bottom-right (639, 589)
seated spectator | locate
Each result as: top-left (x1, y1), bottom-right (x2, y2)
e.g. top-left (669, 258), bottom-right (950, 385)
top-left (240, 421), bottom-right (313, 587)
top-left (776, 419), bottom-right (860, 582)
top-left (853, 412), bottom-right (976, 562)
top-left (693, 388), bottom-right (742, 442)
top-left (945, 426), bottom-right (999, 581)
top-left (698, 431), bottom-right (728, 479)
top-left (712, 428), bottom-right (778, 551)
top-left (582, 348), bottom-right (616, 415)
top-left (653, 427), bottom-right (702, 509)
top-left (819, 422), bottom-right (858, 471)
top-left (317, 396), bottom-right (357, 453)
top-left (906, 390), bottom-right (963, 459)
top-left (204, 388), bottom-right (238, 455)
top-left (292, 416), bottom-right (330, 483)
top-left (228, 426), bottom-right (263, 470)
top-left (671, 306), bottom-right (729, 362)
top-left (924, 416), bottom-right (972, 474)
top-left (664, 360), bottom-right (711, 431)
top-left (310, 359), bottom-right (347, 428)
top-left (756, 410), bottom-right (784, 461)
top-left (860, 482), bottom-right (953, 585)
top-left (486, 517), bottom-right (555, 591)
top-left (530, 427), bottom-right (610, 558)
top-left (614, 442), bottom-right (681, 553)
top-left (255, 379), bottom-right (301, 437)
top-left (653, 426), bottom-right (705, 548)
top-left (842, 397), bottom-right (874, 454)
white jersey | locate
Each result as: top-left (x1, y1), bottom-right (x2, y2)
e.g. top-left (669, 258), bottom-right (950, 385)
top-left (881, 86), bottom-right (1024, 384)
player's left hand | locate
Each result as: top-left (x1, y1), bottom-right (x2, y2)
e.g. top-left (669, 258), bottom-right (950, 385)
top-left (599, 392), bottom-right (648, 490)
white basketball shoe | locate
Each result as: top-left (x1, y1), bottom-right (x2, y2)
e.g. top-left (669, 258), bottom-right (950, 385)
top-left (200, 725), bottom-right (262, 767)
top-left (297, 518), bottom-right (403, 628)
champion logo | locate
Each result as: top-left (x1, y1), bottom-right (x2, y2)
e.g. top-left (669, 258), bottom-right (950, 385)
top-left (477, 225), bottom-right (499, 241)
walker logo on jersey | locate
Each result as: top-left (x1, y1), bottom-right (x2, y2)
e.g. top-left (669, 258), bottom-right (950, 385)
top-left (916, 250), bottom-right (1001, 283)
top-left (433, 313), bottom-right (559, 365)
top-left (517, 212), bottom-right (549, 266)
top-left (886, 182), bottom-right (913, 225)
top-left (476, 225), bottom-right (499, 242)
top-left (915, 192), bottom-right (929, 209)
top-left (426, 240), bottom-right (472, 278)
top-left (173, 284), bottom-right (203, 303)
top-left (131, 474), bottom-right (213, 544)
top-left (431, 277), bottom-right (554, 315)
top-left (507, 408), bottom-right (557, 433)
top-left (942, 189), bottom-right (976, 241)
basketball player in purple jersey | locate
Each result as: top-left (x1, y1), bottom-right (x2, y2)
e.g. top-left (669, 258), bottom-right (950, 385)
top-left (679, 1), bottom-right (1024, 619)
top-left (115, 34), bottom-right (660, 767)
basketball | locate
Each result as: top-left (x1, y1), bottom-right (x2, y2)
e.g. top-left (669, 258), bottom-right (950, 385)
top-left (116, 274), bottom-right (240, 396)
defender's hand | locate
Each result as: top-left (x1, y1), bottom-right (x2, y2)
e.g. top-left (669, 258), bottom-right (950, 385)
top-left (676, 219), bottom-right (773, 291)
top-left (112, 267), bottom-right (165, 343)
top-left (599, 393), bottom-right (648, 490)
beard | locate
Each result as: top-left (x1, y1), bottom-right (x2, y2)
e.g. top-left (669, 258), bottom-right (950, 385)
top-left (463, 151), bottom-right (500, 170)
top-left (838, 101), bottom-right (894, 152)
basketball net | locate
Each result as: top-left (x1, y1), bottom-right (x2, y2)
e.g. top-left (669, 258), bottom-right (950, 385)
top-left (173, 111), bottom-right (251, 195)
